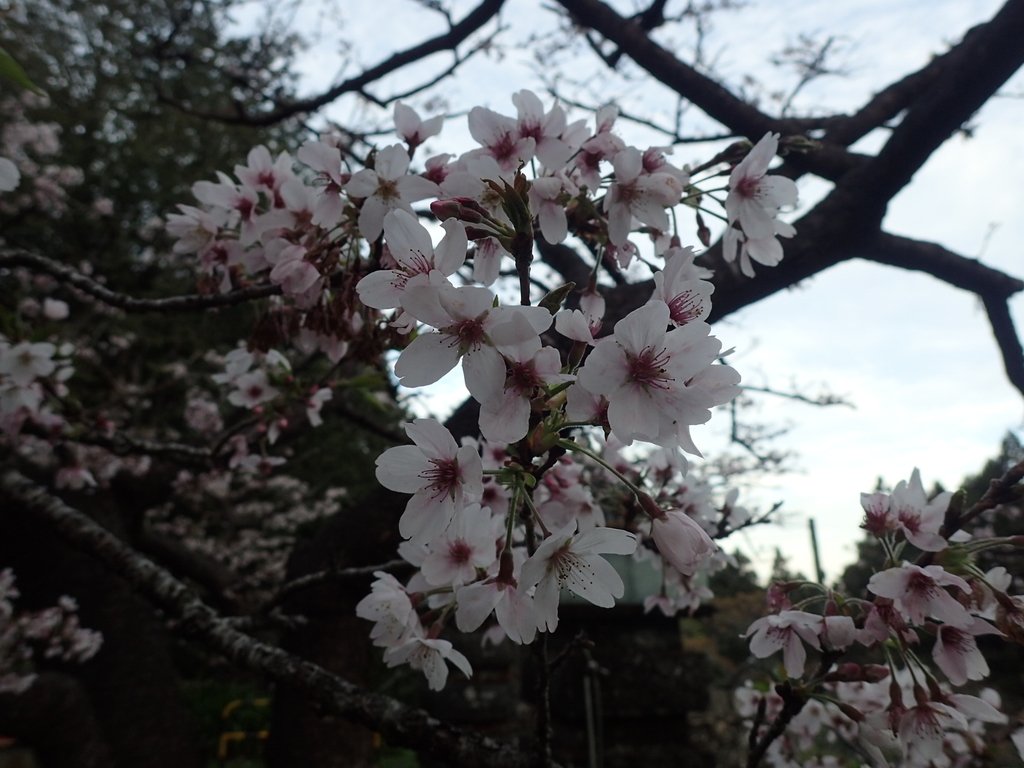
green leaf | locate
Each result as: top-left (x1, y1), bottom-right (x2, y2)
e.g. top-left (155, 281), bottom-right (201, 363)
top-left (0, 47), bottom-right (44, 94)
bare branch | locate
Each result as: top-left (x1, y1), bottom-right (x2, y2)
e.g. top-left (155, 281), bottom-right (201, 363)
top-left (0, 250), bottom-right (281, 313)
top-left (161, 0), bottom-right (508, 126)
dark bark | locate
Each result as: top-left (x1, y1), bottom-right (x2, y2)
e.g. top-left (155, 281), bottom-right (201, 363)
top-left (0, 485), bottom-right (202, 768)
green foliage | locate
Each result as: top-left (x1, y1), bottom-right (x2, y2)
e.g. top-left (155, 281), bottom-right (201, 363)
top-left (0, 0), bottom-right (303, 275)
top-left (0, 46), bottom-right (43, 92)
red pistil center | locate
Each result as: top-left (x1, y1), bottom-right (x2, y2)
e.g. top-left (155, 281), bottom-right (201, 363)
top-left (627, 345), bottom-right (673, 390)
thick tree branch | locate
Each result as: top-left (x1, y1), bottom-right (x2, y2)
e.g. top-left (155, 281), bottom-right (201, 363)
top-left (863, 0), bottom-right (1024, 204)
top-left (0, 470), bottom-right (556, 768)
top-left (0, 250), bottom-right (281, 313)
top-left (861, 233), bottom-right (1024, 396)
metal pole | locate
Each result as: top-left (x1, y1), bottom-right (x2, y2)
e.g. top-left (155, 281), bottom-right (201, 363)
top-left (809, 518), bottom-right (825, 585)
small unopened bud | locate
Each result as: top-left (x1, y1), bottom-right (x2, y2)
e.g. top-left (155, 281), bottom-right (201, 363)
top-left (695, 211), bottom-right (711, 248)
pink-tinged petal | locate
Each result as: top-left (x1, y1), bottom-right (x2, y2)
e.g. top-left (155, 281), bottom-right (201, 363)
top-left (782, 634), bottom-right (808, 678)
top-left (345, 168), bottom-right (379, 198)
top-left (564, 555), bottom-right (621, 607)
top-left (573, 527), bottom-right (638, 556)
top-left (397, 174), bottom-right (440, 202)
top-left (745, 233), bottom-right (784, 266)
top-left (393, 102), bottom-right (420, 139)
top-left (375, 145), bottom-right (410, 180)
top-left (747, 623), bottom-right (784, 658)
top-left (462, 345), bottom-right (506, 404)
top-left (356, 269), bottom-right (405, 310)
top-left (401, 284), bottom-right (454, 328)
top-left (468, 106), bottom-right (508, 146)
top-left (454, 446), bottom-right (484, 498)
top-left (948, 694), bottom-right (1007, 724)
top-left (539, 204), bottom-right (567, 244)
top-left (606, 201), bottom-right (633, 246)
top-left (532, 573), bottom-right (561, 633)
top-left (395, 333), bottom-right (461, 387)
top-left (384, 209), bottom-right (434, 268)
top-left (405, 418), bottom-right (458, 460)
top-left (455, 582), bottom-right (502, 632)
top-left (615, 301), bottom-right (669, 354)
top-left (357, 196), bottom-right (389, 240)
top-left (439, 284), bottom-right (495, 321)
top-left (495, 588), bottom-right (538, 644)
top-left (375, 445), bottom-right (432, 492)
top-left (758, 175), bottom-right (799, 208)
top-left (400, 489), bottom-right (455, 544)
top-left (607, 385), bottom-right (659, 442)
top-left (489, 312), bottom-right (543, 353)
top-left (629, 195), bottom-right (671, 232)
top-left (435, 219), bottom-right (469, 275)
top-left (444, 645), bottom-right (473, 679)
top-left (576, 340), bottom-right (628, 395)
top-left (479, 394), bottom-right (530, 444)
top-left (611, 148), bottom-right (642, 183)
top-left (554, 310), bottom-right (594, 344)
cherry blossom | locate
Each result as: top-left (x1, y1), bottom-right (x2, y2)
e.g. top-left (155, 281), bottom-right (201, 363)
top-left (394, 283), bottom-right (551, 403)
top-left (650, 507), bottom-right (717, 576)
top-left (345, 144), bottom-right (437, 240)
top-left (867, 563), bottom-right (973, 628)
top-left (725, 132), bottom-right (798, 241)
top-left (383, 636), bottom-right (472, 691)
top-left (357, 209), bottom-right (467, 311)
top-left (576, 300), bottom-right (735, 452)
top-left (393, 101), bottom-right (444, 152)
top-left (420, 503), bottom-right (498, 587)
top-left (520, 525), bottom-right (637, 632)
top-left (932, 618), bottom-right (1003, 685)
top-left (745, 610), bottom-right (824, 678)
top-left (374, 418), bottom-right (484, 545)
top-left (604, 147), bottom-right (684, 246)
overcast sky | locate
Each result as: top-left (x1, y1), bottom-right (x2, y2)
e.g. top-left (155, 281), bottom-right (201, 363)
top-left (251, 0), bottom-right (1024, 581)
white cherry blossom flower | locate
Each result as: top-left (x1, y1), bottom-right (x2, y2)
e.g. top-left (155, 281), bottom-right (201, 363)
top-left (867, 563), bottom-right (972, 628)
top-left (395, 283), bottom-right (551, 404)
top-left (725, 132), bottom-right (798, 240)
top-left (932, 618), bottom-right (1003, 685)
top-left (383, 636), bottom-right (472, 691)
top-left (512, 90), bottom-right (572, 169)
top-left (520, 525), bottom-right (637, 633)
top-left (375, 419), bottom-right (484, 545)
top-left (467, 106), bottom-right (536, 172)
top-left (393, 101), bottom-right (444, 151)
top-left (604, 147), bottom-right (683, 246)
top-left (650, 507), bottom-right (717, 576)
top-left (355, 571), bottom-right (422, 648)
top-left (0, 341), bottom-right (57, 386)
top-left (577, 300), bottom-right (735, 451)
top-left (421, 503), bottom-right (498, 587)
top-left (745, 610), bottom-right (823, 678)
top-left (345, 144), bottom-right (438, 240)
top-left (357, 209), bottom-right (467, 311)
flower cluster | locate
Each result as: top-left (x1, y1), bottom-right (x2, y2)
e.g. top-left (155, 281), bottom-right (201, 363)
top-left (0, 568), bottom-right (103, 694)
top-left (740, 470), bottom-right (1024, 765)
top-left (339, 94), bottom-right (799, 689)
